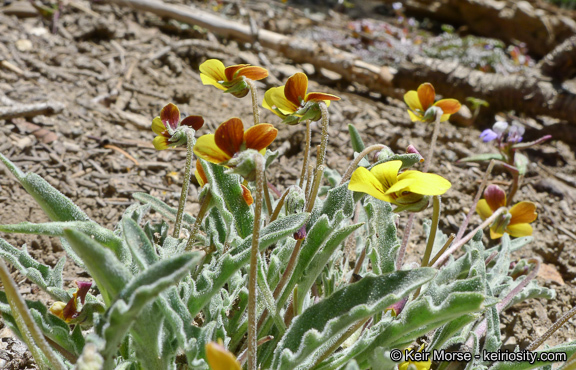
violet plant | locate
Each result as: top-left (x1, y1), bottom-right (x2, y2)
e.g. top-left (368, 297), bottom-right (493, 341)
top-left (0, 64), bottom-right (573, 370)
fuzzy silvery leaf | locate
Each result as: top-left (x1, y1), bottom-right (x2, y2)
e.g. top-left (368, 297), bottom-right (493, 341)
top-left (0, 153), bottom-right (90, 223)
top-left (132, 192), bottom-right (196, 226)
top-left (0, 239), bottom-right (68, 301)
top-left (64, 229), bottom-right (132, 305)
top-left (458, 152), bottom-right (506, 163)
top-left (205, 207), bottom-right (228, 253)
top-left (364, 199), bottom-right (399, 275)
top-left (368, 153), bottom-right (424, 171)
top-left (504, 279), bottom-right (555, 309)
top-left (0, 221), bottom-right (128, 264)
top-left (308, 183), bottom-right (354, 228)
top-left (348, 123), bottom-right (366, 153)
top-left (188, 213), bottom-right (308, 317)
top-left (122, 217), bottom-right (158, 270)
top-left (204, 161), bottom-right (252, 239)
top-left (98, 252), bottom-right (203, 368)
top-left (428, 313), bottom-right (481, 350)
top-left (294, 222), bottom-right (363, 314)
top-left (273, 268), bottom-right (436, 369)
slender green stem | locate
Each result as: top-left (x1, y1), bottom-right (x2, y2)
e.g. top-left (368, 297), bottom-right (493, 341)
top-left (432, 207), bottom-right (507, 268)
top-left (173, 130), bottom-right (196, 238)
top-left (421, 196), bottom-right (440, 268)
top-left (312, 318), bottom-right (370, 367)
top-left (246, 79), bottom-right (260, 126)
top-left (414, 196), bottom-right (440, 298)
top-left (304, 163), bottom-right (314, 203)
top-left (428, 233), bottom-right (455, 267)
top-left (339, 144), bottom-right (386, 185)
top-left (397, 110), bottom-right (442, 270)
top-left (185, 191), bottom-right (212, 252)
top-left (455, 160), bottom-right (495, 243)
top-left (248, 154), bottom-right (264, 370)
top-left (423, 109), bottom-right (442, 173)
top-left (299, 120), bottom-right (311, 188)
top-left (263, 172), bottom-right (273, 219)
top-left (272, 239), bottom-right (304, 299)
top-left (316, 102), bottom-right (330, 173)
top-left (305, 165), bottom-right (324, 214)
top-left (270, 187), bottom-right (290, 223)
top-left (0, 259), bottom-right (65, 370)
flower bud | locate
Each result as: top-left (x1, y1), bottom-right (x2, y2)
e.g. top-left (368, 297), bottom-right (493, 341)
top-left (406, 145), bottom-right (424, 163)
top-left (423, 105), bottom-right (443, 122)
top-left (225, 149), bottom-right (260, 182)
top-left (375, 146), bottom-right (395, 162)
top-left (285, 186), bottom-right (306, 214)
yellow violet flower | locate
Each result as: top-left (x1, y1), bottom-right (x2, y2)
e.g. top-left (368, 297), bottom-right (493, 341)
top-left (404, 83), bottom-right (461, 123)
top-left (398, 345), bottom-right (432, 370)
top-left (263, 72), bottom-right (340, 124)
top-left (200, 59), bottom-right (268, 98)
top-left (348, 160), bottom-right (451, 213)
top-left (151, 103), bottom-right (204, 150)
top-left (193, 118), bottom-right (277, 165)
top-left (49, 281), bottom-right (92, 323)
top-left (476, 184), bottom-right (537, 239)
top-left (205, 340), bottom-right (241, 370)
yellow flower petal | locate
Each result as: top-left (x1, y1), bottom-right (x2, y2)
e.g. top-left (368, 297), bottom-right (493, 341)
top-left (370, 160), bottom-right (403, 190)
top-left (200, 59), bottom-right (226, 82)
top-left (404, 90), bottom-right (423, 112)
top-left (205, 341), bottom-right (241, 370)
top-left (200, 73), bottom-right (227, 90)
top-left (506, 223), bottom-right (533, 238)
top-left (490, 226), bottom-right (504, 239)
top-left (397, 171), bottom-right (451, 195)
top-left (151, 117), bottom-right (166, 136)
top-left (407, 109), bottom-right (421, 122)
top-left (439, 113), bottom-right (451, 122)
top-left (265, 86), bottom-right (299, 115)
top-left (348, 167), bottom-right (390, 201)
top-left (385, 177), bottom-right (416, 195)
top-left (476, 199), bottom-right (493, 220)
top-left (152, 135), bottom-right (170, 150)
top-left (193, 134), bottom-right (230, 164)
top-left (509, 201), bottom-right (537, 225)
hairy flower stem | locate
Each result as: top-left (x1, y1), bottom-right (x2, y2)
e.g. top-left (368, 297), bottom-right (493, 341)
top-left (185, 191), bottom-right (212, 252)
top-left (270, 188), bottom-right (290, 223)
top-left (317, 102), bottom-right (329, 170)
top-left (246, 79), bottom-right (260, 126)
top-left (263, 172), bottom-right (273, 218)
top-left (298, 120), bottom-right (311, 188)
top-left (455, 160), bottom-right (495, 243)
top-left (432, 207), bottom-right (507, 268)
top-left (528, 295), bottom-right (576, 350)
top-left (397, 111), bottom-right (442, 270)
top-left (396, 213), bottom-right (415, 270)
top-left (421, 196), bottom-right (441, 268)
top-left (468, 258), bottom-right (540, 348)
top-left (248, 154), bottom-right (264, 370)
top-left (173, 130), bottom-right (196, 238)
top-left (423, 110), bottom-right (443, 173)
top-left (0, 259), bottom-right (65, 370)
top-left (340, 144), bottom-right (387, 185)
top-left (428, 233), bottom-right (455, 267)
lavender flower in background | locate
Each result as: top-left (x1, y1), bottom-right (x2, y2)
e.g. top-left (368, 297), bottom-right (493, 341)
top-left (479, 121), bottom-right (525, 143)
top-left (507, 122), bottom-right (525, 143)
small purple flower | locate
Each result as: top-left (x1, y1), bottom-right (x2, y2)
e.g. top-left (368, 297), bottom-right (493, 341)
top-left (392, 2), bottom-right (403, 10)
top-left (492, 121), bottom-right (509, 134)
top-left (507, 122), bottom-right (525, 143)
top-left (480, 129), bottom-right (499, 142)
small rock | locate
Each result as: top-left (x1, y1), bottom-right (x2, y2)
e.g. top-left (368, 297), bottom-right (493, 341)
top-left (450, 104), bottom-right (474, 127)
top-left (533, 178), bottom-right (564, 198)
top-left (14, 136), bottom-right (32, 149)
top-left (319, 68), bottom-right (342, 82)
top-left (301, 63), bottom-right (315, 76)
top-left (538, 263), bottom-right (565, 285)
top-left (276, 64), bottom-right (301, 78)
top-left (15, 39), bottom-right (32, 52)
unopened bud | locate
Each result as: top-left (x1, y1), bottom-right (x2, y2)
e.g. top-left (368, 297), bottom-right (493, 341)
top-left (375, 146), bottom-right (395, 162)
top-left (406, 145), bottom-right (424, 163)
top-left (423, 106), bottom-right (443, 122)
top-left (225, 149), bottom-right (259, 182)
top-left (285, 186), bottom-right (306, 214)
